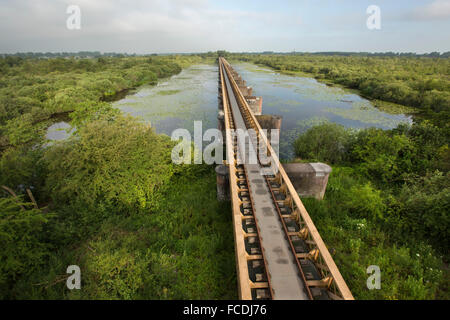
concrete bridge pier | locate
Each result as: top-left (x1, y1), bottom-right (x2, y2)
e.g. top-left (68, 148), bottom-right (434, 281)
top-left (236, 79), bottom-right (247, 87)
top-left (218, 92), bottom-right (223, 110)
top-left (255, 114), bottom-right (282, 131)
top-left (239, 86), bottom-right (253, 96)
top-left (245, 96), bottom-right (263, 115)
top-left (255, 114), bottom-right (282, 141)
top-left (283, 163), bottom-right (332, 200)
top-left (215, 164), bottom-right (230, 201)
top-left (217, 110), bottom-right (225, 140)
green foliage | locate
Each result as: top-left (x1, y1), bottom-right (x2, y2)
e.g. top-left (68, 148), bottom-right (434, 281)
top-left (12, 166), bottom-right (236, 300)
top-left (294, 122), bottom-right (354, 163)
top-left (0, 55), bottom-right (195, 197)
top-left (294, 113), bottom-right (449, 299)
top-left (0, 197), bottom-right (53, 297)
top-left (343, 183), bottom-right (386, 220)
top-left (0, 54), bottom-right (227, 300)
top-left (396, 171), bottom-right (450, 251)
top-left (44, 116), bottom-right (175, 228)
top-left (296, 121), bottom-right (449, 184)
top-left (1, 53), bottom-right (448, 300)
top-left (68, 101), bottom-right (120, 128)
top-left (0, 147), bottom-right (46, 197)
top-left (0, 55), bottom-right (197, 133)
top-left (303, 167), bottom-right (446, 299)
top-left (352, 128), bottom-right (414, 183)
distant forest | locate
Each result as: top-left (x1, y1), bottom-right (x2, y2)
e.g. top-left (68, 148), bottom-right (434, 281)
top-left (1, 51), bottom-right (450, 59)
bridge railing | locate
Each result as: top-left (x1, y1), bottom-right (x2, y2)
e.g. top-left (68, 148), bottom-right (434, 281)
top-left (219, 58), bottom-right (253, 300)
top-left (221, 58), bottom-right (354, 300)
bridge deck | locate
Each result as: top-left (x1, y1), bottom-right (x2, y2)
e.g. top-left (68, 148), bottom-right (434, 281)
top-left (222, 63), bottom-right (308, 300)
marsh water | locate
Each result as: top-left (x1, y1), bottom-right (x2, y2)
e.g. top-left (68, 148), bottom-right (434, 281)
top-left (48, 62), bottom-right (412, 159)
top-left (114, 64), bottom-right (218, 135)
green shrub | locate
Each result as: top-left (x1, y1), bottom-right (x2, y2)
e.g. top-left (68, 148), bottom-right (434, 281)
top-left (294, 122), bottom-right (354, 164)
top-left (0, 197), bottom-right (53, 297)
top-left (343, 183), bottom-right (386, 220)
top-left (44, 116), bottom-right (175, 226)
top-left (303, 168), bottom-right (445, 299)
top-left (351, 128), bottom-right (414, 183)
top-left (398, 171), bottom-right (450, 252)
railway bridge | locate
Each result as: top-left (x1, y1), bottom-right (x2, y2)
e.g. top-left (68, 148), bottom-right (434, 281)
top-left (217, 57), bottom-right (354, 300)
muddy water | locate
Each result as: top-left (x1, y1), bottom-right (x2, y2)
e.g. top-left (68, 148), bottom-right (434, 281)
top-left (110, 63), bottom-right (410, 159)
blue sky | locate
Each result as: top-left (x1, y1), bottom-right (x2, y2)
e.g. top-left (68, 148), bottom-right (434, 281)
top-left (0, 0), bottom-right (449, 53)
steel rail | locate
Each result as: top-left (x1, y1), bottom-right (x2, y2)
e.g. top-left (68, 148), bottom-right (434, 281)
top-left (221, 58), bottom-right (308, 300)
top-left (220, 57), bottom-right (354, 300)
top-left (220, 58), bottom-right (271, 299)
top-left (221, 60), bottom-right (273, 299)
top-left (263, 174), bottom-right (314, 300)
top-left (222, 60), bottom-right (314, 299)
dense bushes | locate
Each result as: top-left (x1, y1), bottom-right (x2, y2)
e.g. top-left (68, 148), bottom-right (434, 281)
top-left (0, 55), bottom-right (231, 299)
top-left (295, 121), bottom-right (448, 184)
top-left (0, 55), bottom-right (207, 199)
top-left (396, 171), bottom-right (450, 250)
top-left (8, 165), bottom-right (236, 300)
top-left (294, 122), bottom-right (354, 164)
top-left (0, 55), bottom-right (193, 132)
top-left (0, 198), bottom-right (53, 298)
top-left (294, 120), bottom-right (449, 299)
top-left (44, 116), bottom-right (175, 227)
top-left (303, 167), bottom-right (444, 299)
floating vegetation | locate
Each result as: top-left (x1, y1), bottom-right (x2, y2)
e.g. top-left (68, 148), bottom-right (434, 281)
top-left (284, 99), bottom-right (304, 106)
top-left (157, 89), bottom-right (182, 96)
top-left (265, 99), bottom-right (303, 109)
top-left (294, 82), bottom-right (349, 102)
top-left (114, 62), bottom-right (413, 160)
top-left (238, 63), bottom-right (274, 74)
top-left (372, 100), bottom-right (419, 115)
top-left (326, 101), bottom-right (411, 128)
top-left (296, 116), bottom-right (330, 132)
top-left (113, 64), bottom-right (218, 136)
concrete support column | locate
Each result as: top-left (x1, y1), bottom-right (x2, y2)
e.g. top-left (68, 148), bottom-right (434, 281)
top-left (218, 94), bottom-right (223, 110)
top-left (255, 114), bottom-right (282, 130)
top-left (216, 164), bottom-right (230, 201)
top-left (245, 96), bottom-right (263, 115)
top-left (239, 86), bottom-right (253, 97)
top-left (218, 110), bottom-right (225, 142)
top-left (236, 79), bottom-right (247, 87)
top-left (255, 114), bottom-right (282, 140)
top-left (283, 163), bottom-right (332, 200)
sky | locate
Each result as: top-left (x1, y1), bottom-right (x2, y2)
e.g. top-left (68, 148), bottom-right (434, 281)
top-left (0, 0), bottom-right (449, 54)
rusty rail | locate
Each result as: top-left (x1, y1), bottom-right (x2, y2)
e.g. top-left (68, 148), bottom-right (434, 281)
top-left (219, 57), bottom-right (354, 300)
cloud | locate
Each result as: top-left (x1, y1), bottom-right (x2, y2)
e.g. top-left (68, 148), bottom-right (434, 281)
top-left (0, 0), bottom-right (301, 52)
top-left (0, 0), bottom-right (448, 53)
top-left (409, 0), bottom-right (450, 20)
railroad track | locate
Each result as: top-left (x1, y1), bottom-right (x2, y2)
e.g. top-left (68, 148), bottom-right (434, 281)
top-left (218, 57), bottom-right (354, 300)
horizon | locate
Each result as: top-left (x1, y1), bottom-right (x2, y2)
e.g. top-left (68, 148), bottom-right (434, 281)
top-left (1, 0), bottom-right (449, 54)
top-left (2, 50), bottom-right (450, 55)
